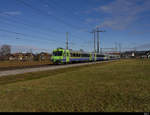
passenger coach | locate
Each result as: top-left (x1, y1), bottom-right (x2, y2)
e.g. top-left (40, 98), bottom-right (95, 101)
top-left (51, 48), bottom-right (119, 64)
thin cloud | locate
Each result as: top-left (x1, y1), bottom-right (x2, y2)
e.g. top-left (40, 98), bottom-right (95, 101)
top-left (89, 0), bottom-right (150, 30)
top-left (2, 11), bottom-right (22, 16)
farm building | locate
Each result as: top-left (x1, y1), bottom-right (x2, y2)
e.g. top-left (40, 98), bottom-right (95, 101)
top-left (34, 52), bottom-right (51, 61)
top-left (9, 53), bottom-right (34, 61)
top-left (121, 51), bottom-right (149, 59)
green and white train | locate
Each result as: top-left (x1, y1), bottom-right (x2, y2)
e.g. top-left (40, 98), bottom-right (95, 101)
top-left (51, 48), bottom-right (120, 64)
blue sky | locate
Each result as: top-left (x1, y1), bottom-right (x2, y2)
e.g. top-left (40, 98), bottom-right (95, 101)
top-left (0, 0), bottom-right (150, 53)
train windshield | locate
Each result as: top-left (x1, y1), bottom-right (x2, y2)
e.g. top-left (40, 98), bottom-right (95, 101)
top-left (53, 51), bottom-right (63, 56)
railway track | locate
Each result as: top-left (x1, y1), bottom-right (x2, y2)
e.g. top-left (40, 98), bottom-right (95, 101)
top-left (0, 60), bottom-right (116, 77)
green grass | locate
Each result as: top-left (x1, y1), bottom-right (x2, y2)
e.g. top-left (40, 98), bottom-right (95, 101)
top-left (0, 59), bottom-right (150, 112)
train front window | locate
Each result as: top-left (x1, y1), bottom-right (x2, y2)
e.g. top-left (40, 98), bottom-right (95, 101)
top-left (53, 51), bottom-right (63, 56)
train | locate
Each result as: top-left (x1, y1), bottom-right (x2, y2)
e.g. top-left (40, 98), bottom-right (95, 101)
top-left (51, 48), bottom-right (120, 64)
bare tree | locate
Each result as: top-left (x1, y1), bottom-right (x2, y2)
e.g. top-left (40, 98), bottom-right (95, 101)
top-left (0, 44), bottom-right (11, 56)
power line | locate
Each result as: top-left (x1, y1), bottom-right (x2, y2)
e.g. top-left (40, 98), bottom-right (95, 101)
top-left (0, 35), bottom-right (60, 53)
top-left (0, 0), bottom-right (91, 50)
top-left (0, 28), bottom-right (63, 44)
top-left (15, 0), bottom-right (84, 30)
top-left (39, 0), bottom-right (94, 28)
top-left (12, 0), bottom-right (90, 44)
top-left (0, 11), bottom-right (65, 39)
top-left (0, 18), bottom-right (85, 50)
top-left (0, 18), bottom-right (62, 42)
top-left (0, 11), bottom-right (78, 45)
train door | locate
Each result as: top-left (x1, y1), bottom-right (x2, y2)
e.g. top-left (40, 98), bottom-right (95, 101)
top-left (66, 50), bottom-right (70, 63)
top-left (95, 53), bottom-right (97, 61)
top-left (92, 53), bottom-right (95, 61)
top-left (89, 53), bottom-right (92, 61)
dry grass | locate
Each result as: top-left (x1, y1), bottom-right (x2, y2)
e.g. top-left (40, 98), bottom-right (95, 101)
top-left (0, 60), bottom-right (52, 70)
top-left (0, 59), bottom-right (149, 112)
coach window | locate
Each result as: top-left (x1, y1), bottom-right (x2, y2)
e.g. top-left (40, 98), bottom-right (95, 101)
top-left (76, 54), bottom-right (78, 57)
top-left (72, 53), bottom-right (74, 57)
top-left (73, 53), bottom-right (75, 57)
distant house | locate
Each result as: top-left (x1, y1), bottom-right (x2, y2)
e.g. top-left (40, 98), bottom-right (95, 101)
top-left (120, 51), bottom-right (134, 58)
top-left (23, 53), bottom-right (34, 61)
top-left (8, 52), bottom-right (51, 61)
top-left (37, 52), bottom-right (51, 61)
top-left (9, 53), bottom-right (24, 61)
top-left (146, 51), bottom-right (150, 59)
top-left (121, 51), bottom-right (149, 59)
top-left (8, 53), bottom-right (34, 61)
top-left (9, 54), bottom-right (16, 61)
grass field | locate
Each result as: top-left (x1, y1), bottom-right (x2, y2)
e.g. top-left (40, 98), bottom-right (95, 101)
top-left (0, 61), bottom-right (52, 70)
top-left (0, 59), bottom-right (150, 112)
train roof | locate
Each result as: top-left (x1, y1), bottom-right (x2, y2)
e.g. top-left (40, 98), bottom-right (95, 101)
top-left (53, 48), bottom-right (115, 56)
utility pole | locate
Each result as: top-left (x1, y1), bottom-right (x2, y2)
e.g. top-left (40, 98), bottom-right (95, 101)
top-left (97, 27), bottom-right (100, 53)
top-left (95, 26), bottom-right (105, 53)
top-left (66, 32), bottom-right (69, 50)
top-left (90, 29), bottom-right (96, 53)
top-left (115, 42), bottom-right (118, 53)
top-left (118, 43), bottom-right (122, 53)
top-left (100, 48), bottom-right (103, 54)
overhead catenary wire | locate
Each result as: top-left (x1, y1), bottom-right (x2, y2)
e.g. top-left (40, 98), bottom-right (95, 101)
top-left (0, 11), bottom-right (66, 39)
top-left (0, 16), bottom-right (84, 50)
top-left (0, 36), bottom-right (52, 53)
top-left (0, 28), bottom-right (64, 45)
top-left (0, 9), bottom-right (88, 44)
top-left (0, 0), bottom-right (92, 51)
top-left (15, 0), bottom-right (84, 30)
top-left (0, 12), bottom-right (82, 47)
top-left (15, 0), bottom-right (92, 43)
top-left (39, 0), bottom-right (94, 28)
top-left (0, 11), bottom-right (65, 35)
top-left (39, 0), bottom-right (93, 40)
top-left (0, 17), bottom-right (67, 43)
top-left (1, 14), bottom-right (88, 45)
